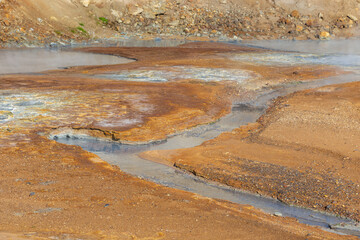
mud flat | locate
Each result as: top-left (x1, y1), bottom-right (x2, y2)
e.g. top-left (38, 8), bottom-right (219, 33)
top-left (143, 80), bottom-right (360, 222)
top-left (0, 42), bottom-right (357, 239)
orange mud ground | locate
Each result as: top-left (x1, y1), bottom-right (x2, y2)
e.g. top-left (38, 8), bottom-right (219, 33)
top-left (0, 43), bottom-right (355, 239)
top-left (69, 42), bottom-right (343, 89)
top-left (143, 81), bottom-right (360, 222)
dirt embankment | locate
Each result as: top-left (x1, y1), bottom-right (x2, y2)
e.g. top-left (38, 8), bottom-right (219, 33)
top-left (142, 81), bottom-right (360, 221)
top-left (1, 0), bottom-right (360, 47)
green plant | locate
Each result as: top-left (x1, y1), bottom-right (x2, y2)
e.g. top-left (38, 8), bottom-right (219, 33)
top-left (79, 23), bottom-right (85, 26)
top-left (54, 30), bottom-right (62, 36)
top-left (99, 17), bottom-right (109, 24)
top-left (70, 25), bottom-right (89, 36)
top-left (76, 26), bottom-right (87, 34)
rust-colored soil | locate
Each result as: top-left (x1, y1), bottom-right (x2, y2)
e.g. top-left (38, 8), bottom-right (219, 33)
top-left (0, 134), bottom-right (356, 240)
top-left (0, 74), bottom-right (231, 144)
top-left (64, 43), bottom-right (344, 88)
top-left (143, 81), bottom-right (360, 221)
top-left (0, 43), bottom-right (355, 239)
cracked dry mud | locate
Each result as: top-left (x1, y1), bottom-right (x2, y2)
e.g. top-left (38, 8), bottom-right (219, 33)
top-left (0, 42), bottom-right (356, 239)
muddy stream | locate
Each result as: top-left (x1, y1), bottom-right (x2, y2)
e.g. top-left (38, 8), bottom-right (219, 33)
top-left (2, 41), bottom-right (359, 237)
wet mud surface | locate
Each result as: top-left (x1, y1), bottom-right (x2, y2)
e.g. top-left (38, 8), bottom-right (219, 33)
top-left (0, 42), bottom-right (358, 239)
top-left (146, 81), bottom-right (360, 222)
top-left (0, 74), bottom-right (231, 144)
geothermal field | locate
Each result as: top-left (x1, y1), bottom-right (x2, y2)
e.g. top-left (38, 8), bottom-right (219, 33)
top-left (0, 0), bottom-right (359, 239)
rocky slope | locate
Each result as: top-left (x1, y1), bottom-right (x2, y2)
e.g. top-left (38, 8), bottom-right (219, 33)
top-left (1, 0), bottom-right (360, 47)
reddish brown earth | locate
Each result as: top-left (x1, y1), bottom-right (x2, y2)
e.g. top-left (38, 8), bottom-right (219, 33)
top-left (64, 42), bottom-right (344, 88)
top-left (1, 135), bottom-right (357, 240)
top-left (0, 73), bottom-right (232, 144)
top-left (142, 81), bottom-right (360, 221)
top-left (0, 43), bottom-right (356, 239)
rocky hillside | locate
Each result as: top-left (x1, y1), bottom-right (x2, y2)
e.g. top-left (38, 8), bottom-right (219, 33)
top-left (1, 0), bottom-right (360, 47)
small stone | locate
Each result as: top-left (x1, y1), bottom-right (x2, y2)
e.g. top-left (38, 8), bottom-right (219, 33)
top-left (274, 212), bottom-right (283, 217)
top-left (142, 10), bottom-right (156, 19)
top-left (168, 20), bottom-right (179, 27)
top-left (305, 19), bottom-right (313, 27)
top-left (325, 205), bottom-right (332, 210)
top-left (3, 19), bottom-right (10, 26)
top-left (127, 5), bottom-right (143, 16)
top-left (111, 9), bottom-right (123, 21)
top-left (278, 17), bottom-right (291, 25)
top-left (80, 0), bottom-right (90, 7)
top-left (290, 10), bottom-right (300, 18)
top-left (296, 25), bottom-right (303, 32)
top-left (319, 31), bottom-right (330, 39)
top-left (347, 14), bottom-right (358, 22)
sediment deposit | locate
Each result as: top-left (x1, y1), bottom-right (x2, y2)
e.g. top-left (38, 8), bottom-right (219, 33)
top-left (143, 81), bottom-right (360, 221)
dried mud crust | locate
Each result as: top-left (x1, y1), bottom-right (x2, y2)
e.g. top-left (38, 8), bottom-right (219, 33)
top-left (142, 81), bottom-right (360, 221)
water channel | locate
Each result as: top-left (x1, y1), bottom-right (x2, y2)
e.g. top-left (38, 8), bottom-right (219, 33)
top-left (1, 40), bottom-right (359, 237)
top-left (56, 73), bottom-right (360, 237)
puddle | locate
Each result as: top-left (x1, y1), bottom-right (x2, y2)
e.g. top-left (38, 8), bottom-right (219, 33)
top-left (56, 72), bottom-right (360, 237)
top-left (94, 66), bottom-right (252, 83)
top-left (231, 52), bottom-right (360, 68)
top-left (242, 39), bottom-right (360, 55)
top-left (0, 49), bottom-right (134, 75)
top-left (234, 40), bottom-right (360, 73)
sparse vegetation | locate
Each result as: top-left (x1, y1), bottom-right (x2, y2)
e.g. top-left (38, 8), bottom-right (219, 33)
top-left (70, 24), bottom-right (89, 36)
top-left (54, 30), bottom-right (63, 36)
top-left (76, 26), bottom-right (87, 34)
top-left (99, 17), bottom-right (109, 25)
